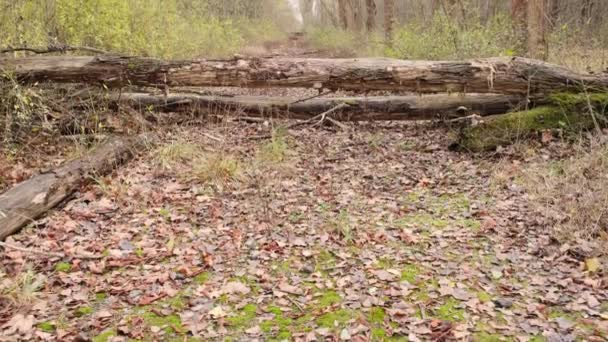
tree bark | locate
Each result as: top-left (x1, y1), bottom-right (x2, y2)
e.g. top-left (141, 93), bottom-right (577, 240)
top-left (337, 0), bottom-right (349, 29)
top-left (527, 0), bottom-right (548, 60)
top-left (512, 0), bottom-right (528, 53)
top-left (0, 135), bottom-right (147, 240)
top-left (366, 0), bottom-right (377, 32)
top-left (116, 93), bottom-right (525, 121)
top-left (384, 0), bottom-right (395, 46)
top-left (2, 55), bottom-right (607, 96)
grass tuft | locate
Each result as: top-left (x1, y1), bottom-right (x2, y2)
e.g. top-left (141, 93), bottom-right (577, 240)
top-left (153, 141), bottom-right (202, 169)
top-left (192, 153), bottom-right (240, 185)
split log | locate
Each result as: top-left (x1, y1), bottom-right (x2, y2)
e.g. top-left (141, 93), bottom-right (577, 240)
top-left (117, 93), bottom-right (526, 120)
top-left (0, 135), bottom-right (147, 240)
top-left (1, 55), bottom-right (607, 96)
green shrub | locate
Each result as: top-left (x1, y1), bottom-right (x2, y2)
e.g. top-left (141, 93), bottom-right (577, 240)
top-left (387, 14), bottom-right (519, 60)
top-left (0, 0), bottom-right (285, 59)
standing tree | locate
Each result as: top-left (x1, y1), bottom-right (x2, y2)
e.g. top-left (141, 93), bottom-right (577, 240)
top-left (366, 0), bottom-right (377, 32)
top-left (338, 0), bottom-right (349, 29)
top-left (384, 0), bottom-right (395, 46)
top-left (527, 0), bottom-right (548, 60)
top-left (511, 0), bottom-right (528, 54)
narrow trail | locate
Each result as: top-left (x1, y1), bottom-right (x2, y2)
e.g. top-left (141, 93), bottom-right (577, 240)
top-left (0, 40), bottom-right (607, 341)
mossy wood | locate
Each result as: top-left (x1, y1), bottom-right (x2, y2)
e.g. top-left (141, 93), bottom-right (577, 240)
top-left (117, 92), bottom-right (524, 120)
top-left (0, 135), bottom-right (147, 240)
top-left (2, 56), bottom-right (607, 96)
top-left (458, 93), bottom-right (608, 151)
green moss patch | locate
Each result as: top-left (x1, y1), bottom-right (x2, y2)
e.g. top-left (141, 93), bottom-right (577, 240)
top-left (316, 309), bottom-right (356, 329)
top-left (95, 292), bottom-right (107, 301)
top-left (473, 332), bottom-right (514, 342)
top-left (477, 291), bottom-right (492, 303)
top-left (226, 304), bottom-right (257, 330)
top-left (37, 321), bottom-right (56, 332)
top-left (316, 290), bottom-right (342, 308)
top-left (92, 329), bottom-right (116, 342)
top-left (193, 272), bottom-right (211, 285)
top-left (396, 213), bottom-right (449, 229)
top-left (400, 264), bottom-right (421, 283)
top-left (458, 101), bottom-right (607, 151)
top-left (435, 298), bottom-right (465, 322)
top-left (54, 262), bottom-right (72, 273)
top-left (368, 307), bottom-right (386, 325)
top-left (260, 305), bottom-right (293, 340)
top-left (75, 306), bottom-right (94, 317)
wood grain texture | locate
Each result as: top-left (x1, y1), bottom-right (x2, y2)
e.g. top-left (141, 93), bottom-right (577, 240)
top-left (0, 135), bottom-right (147, 240)
top-left (2, 56), bottom-right (606, 95)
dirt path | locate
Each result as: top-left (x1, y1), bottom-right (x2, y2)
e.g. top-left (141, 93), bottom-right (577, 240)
top-left (1, 120), bottom-right (606, 341)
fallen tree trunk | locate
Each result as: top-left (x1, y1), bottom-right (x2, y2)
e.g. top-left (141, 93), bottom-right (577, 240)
top-left (0, 135), bottom-right (147, 240)
top-left (456, 93), bottom-right (608, 151)
top-left (2, 55), bottom-right (607, 96)
top-left (117, 92), bottom-right (526, 120)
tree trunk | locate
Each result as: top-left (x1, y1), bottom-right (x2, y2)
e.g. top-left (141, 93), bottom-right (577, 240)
top-left (384, 0), bottom-right (395, 46)
top-left (299, 0), bottom-right (314, 27)
top-left (480, 0), bottom-right (494, 24)
top-left (512, 0), bottom-right (528, 54)
top-left (349, 0), bottom-right (364, 32)
top-left (527, 0), bottom-right (548, 60)
top-left (366, 0), bottom-right (377, 32)
top-left (2, 55), bottom-right (607, 96)
top-left (0, 135), bottom-right (147, 240)
top-left (337, 0), bottom-right (349, 29)
top-left (116, 93), bottom-right (525, 121)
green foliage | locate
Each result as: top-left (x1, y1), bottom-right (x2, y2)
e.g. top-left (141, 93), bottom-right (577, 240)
top-left (257, 128), bottom-right (290, 164)
top-left (308, 27), bottom-right (361, 56)
top-left (54, 262), bottom-right (72, 273)
top-left (0, 0), bottom-right (285, 59)
top-left (386, 14), bottom-right (519, 60)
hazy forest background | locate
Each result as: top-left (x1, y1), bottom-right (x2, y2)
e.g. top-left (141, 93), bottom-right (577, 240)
top-left (1, 0), bottom-right (607, 72)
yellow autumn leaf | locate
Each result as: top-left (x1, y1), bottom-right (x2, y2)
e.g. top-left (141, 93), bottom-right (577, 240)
top-left (585, 258), bottom-right (601, 273)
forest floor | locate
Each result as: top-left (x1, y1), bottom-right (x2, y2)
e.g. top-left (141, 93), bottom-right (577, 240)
top-left (1, 37), bottom-right (608, 342)
top-left (1, 120), bottom-right (607, 341)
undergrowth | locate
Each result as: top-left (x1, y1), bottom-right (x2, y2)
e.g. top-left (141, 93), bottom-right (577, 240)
top-left (522, 138), bottom-right (608, 246)
top-left (0, 0), bottom-right (285, 59)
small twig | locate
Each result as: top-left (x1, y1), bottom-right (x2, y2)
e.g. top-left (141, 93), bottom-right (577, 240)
top-left (0, 241), bottom-right (64, 258)
top-left (325, 117), bottom-right (349, 130)
top-left (286, 295), bottom-right (305, 313)
top-left (0, 241), bottom-right (104, 260)
top-left (202, 133), bottom-right (223, 142)
top-left (288, 103), bottom-right (349, 130)
top-left (289, 90), bottom-right (335, 105)
top-left (249, 103), bottom-right (349, 140)
top-left (0, 45), bottom-right (110, 55)
top-left (418, 304), bottom-right (427, 320)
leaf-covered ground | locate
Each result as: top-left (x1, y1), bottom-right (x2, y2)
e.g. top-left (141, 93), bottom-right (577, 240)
top-left (1, 121), bottom-right (607, 341)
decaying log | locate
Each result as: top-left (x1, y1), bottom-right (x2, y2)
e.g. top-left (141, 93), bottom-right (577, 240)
top-left (117, 92), bottom-right (526, 120)
top-left (0, 135), bottom-right (148, 240)
top-left (456, 104), bottom-right (605, 151)
top-left (1, 55), bottom-right (607, 96)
